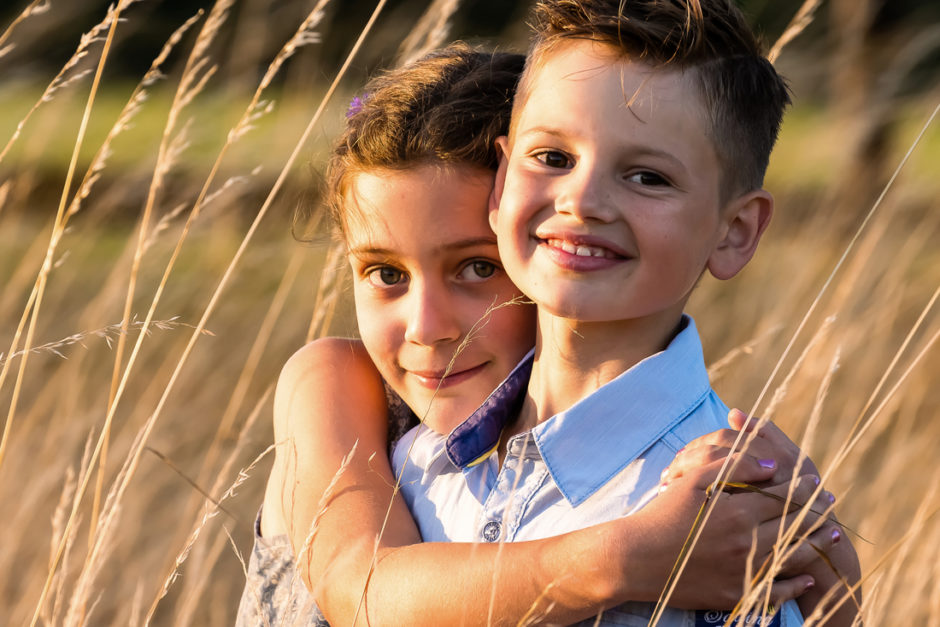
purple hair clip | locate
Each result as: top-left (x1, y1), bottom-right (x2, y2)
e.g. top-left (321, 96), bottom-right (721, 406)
top-left (346, 94), bottom-right (368, 118)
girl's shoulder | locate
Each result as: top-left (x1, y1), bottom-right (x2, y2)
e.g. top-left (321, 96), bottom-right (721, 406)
top-left (281, 336), bottom-right (374, 381)
top-left (277, 336), bottom-right (385, 402)
top-left (279, 337), bottom-right (418, 448)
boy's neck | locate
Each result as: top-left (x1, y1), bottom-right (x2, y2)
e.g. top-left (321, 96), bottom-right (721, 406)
top-left (513, 306), bottom-right (687, 433)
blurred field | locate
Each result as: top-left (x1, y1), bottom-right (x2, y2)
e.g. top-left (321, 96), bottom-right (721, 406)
top-left (0, 0), bottom-right (938, 625)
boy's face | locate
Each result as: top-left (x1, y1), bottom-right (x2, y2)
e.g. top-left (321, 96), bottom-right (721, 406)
top-left (347, 164), bottom-right (536, 433)
top-left (491, 40), bottom-right (741, 327)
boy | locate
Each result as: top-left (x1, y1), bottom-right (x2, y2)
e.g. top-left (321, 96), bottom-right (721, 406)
top-left (394, 0), bottom-right (861, 624)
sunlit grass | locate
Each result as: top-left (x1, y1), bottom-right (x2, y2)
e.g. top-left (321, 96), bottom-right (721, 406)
top-left (0, 0), bottom-right (937, 625)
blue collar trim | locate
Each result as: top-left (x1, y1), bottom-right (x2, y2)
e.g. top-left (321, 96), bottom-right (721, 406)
top-left (445, 349), bottom-right (534, 468)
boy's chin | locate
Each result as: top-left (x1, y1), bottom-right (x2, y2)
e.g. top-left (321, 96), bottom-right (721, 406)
top-left (412, 398), bottom-right (479, 435)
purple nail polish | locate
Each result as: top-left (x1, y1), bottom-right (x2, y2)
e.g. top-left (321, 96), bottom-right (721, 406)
top-left (832, 528), bottom-right (841, 543)
top-left (813, 475), bottom-right (821, 486)
top-left (827, 492), bottom-right (836, 504)
top-left (758, 458), bottom-right (776, 470)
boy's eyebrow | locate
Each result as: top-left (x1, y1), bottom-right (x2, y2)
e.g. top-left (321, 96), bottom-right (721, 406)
top-left (348, 237), bottom-right (499, 257)
top-left (517, 125), bottom-right (568, 140)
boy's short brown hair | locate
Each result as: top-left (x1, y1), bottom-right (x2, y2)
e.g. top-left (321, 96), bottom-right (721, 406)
top-left (326, 44), bottom-right (524, 238)
top-left (521, 0), bottom-right (790, 196)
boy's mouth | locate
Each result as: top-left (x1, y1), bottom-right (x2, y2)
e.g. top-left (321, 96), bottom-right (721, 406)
top-left (544, 238), bottom-right (621, 259)
top-left (536, 231), bottom-right (633, 267)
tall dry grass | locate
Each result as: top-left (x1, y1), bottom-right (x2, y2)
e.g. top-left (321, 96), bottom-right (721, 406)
top-left (0, 0), bottom-right (937, 625)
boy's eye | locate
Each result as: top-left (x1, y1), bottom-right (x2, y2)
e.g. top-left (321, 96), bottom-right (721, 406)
top-left (627, 171), bottom-right (670, 187)
top-left (535, 150), bottom-right (572, 169)
top-left (367, 266), bottom-right (405, 287)
top-left (458, 260), bottom-right (498, 281)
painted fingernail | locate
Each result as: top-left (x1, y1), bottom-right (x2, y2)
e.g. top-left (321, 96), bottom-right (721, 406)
top-left (827, 492), bottom-right (836, 505)
top-left (805, 579), bottom-right (815, 591)
top-left (758, 458), bottom-right (776, 470)
top-left (813, 475), bottom-right (821, 486)
top-left (832, 528), bottom-right (841, 544)
top-left (659, 481), bottom-right (669, 493)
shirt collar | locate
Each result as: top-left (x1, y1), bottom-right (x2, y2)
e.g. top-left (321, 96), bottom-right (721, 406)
top-left (532, 315), bottom-right (712, 506)
top-left (445, 349), bottom-right (534, 468)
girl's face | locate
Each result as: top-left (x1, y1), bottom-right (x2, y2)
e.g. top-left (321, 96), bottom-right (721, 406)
top-left (345, 164), bottom-right (536, 434)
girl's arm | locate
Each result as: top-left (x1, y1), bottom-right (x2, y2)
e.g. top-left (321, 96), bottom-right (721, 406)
top-left (263, 338), bottom-right (831, 626)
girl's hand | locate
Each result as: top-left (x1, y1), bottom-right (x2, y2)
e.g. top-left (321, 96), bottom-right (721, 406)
top-left (662, 409), bottom-right (819, 487)
top-left (643, 455), bottom-right (837, 610)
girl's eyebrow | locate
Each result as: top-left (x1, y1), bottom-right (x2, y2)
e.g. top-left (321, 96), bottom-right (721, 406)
top-left (348, 237), bottom-right (498, 258)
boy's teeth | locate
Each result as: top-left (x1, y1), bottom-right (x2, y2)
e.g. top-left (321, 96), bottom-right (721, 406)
top-left (549, 239), bottom-right (609, 258)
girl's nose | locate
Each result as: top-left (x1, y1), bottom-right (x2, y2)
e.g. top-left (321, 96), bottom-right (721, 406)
top-left (403, 282), bottom-right (462, 347)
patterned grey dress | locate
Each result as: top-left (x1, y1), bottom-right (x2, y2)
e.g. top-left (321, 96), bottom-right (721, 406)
top-left (235, 384), bottom-right (419, 626)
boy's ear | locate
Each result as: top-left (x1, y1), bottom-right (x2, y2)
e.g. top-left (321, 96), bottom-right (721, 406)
top-left (488, 136), bottom-right (510, 233)
top-left (707, 189), bottom-right (773, 280)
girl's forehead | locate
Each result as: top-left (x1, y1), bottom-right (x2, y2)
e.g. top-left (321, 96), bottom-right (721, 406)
top-left (343, 165), bottom-right (497, 256)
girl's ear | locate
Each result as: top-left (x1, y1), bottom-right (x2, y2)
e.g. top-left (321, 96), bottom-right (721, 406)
top-left (489, 137), bottom-right (510, 233)
top-left (707, 189), bottom-right (773, 280)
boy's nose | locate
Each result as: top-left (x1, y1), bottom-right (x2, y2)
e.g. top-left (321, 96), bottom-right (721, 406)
top-left (403, 282), bottom-right (462, 347)
top-left (555, 167), bottom-right (617, 223)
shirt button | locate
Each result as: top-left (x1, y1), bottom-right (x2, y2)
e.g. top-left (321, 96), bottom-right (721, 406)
top-left (482, 520), bottom-right (501, 542)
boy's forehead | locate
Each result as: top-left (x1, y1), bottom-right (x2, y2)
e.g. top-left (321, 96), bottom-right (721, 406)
top-left (517, 40), bottom-right (704, 133)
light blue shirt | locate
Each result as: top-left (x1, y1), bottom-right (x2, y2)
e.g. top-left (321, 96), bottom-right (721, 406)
top-left (392, 316), bottom-right (801, 626)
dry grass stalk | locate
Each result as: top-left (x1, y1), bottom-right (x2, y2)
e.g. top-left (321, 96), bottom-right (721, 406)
top-left (295, 440), bottom-right (359, 573)
top-left (24, 0), bottom-right (206, 603)
top-left (0, 317), bottom-right (208, 367)
top-left (187, 249), bottom-right (303, 500)
top-left (0, 180), bottom-right (10, 218)
top-left (0, 0), bottom-right (142, 165)
top-left (767, 0), bottom-right (823, 64)
top-left (81, 0), bottom-right (359, 596)
top-left (173, 386), bottom-right (275, 625)
top-left (828, 326), bottom-right (940, 479)
top-left (707, 324), bottom-right (782, 384)
top-left (42, 0), bottom-right (310, 606)
top-left (0, 2), bottom-right (936, 624)
top-left (45, 465), bottom-right (78, 626)
top-left (396, 0), bottom-right (463, 67)
top-left (66, 11), bottom-right (206, 222)
top-left (144, 442), bottom-right (277, 625)
top-left (72, 9), bottom-right (389, 599)
top-left (0, 0), bottom-right (128, 495)
top-left (651, 102), bottom-right (940, 620)
top-left (305, 241), bottom-right (348, 342)
top-left (831, 286), bottom-right (940, 467)
top-left (761, 316), bottom-right (836, 421)
top-left (0, 0), bottom-right (50, 58)
top-left (96, 5), bottom-right (222, 541)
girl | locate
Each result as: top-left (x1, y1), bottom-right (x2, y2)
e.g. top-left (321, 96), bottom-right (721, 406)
top-left (238, 44), bottom-right (834, 626)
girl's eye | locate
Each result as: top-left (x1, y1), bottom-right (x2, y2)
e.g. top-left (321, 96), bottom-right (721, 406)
top-left (627, 171), bottom-right (670, 187)
top-left (367, 266), bottom-right (405, 287)
top-left (458, 260), bottom-right (498, 281)
top-left (535, 150), bottom-right (572, 169)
